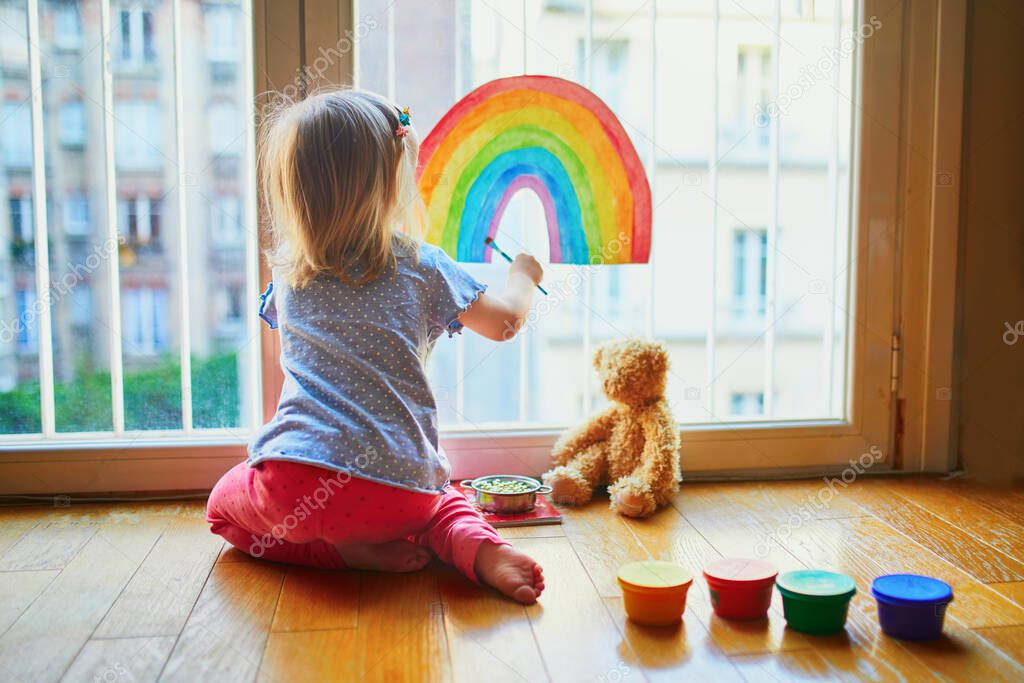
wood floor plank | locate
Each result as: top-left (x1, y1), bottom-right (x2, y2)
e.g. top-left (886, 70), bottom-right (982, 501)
top-left (438, 568), bottom-right (548, 683)
top-left (973, 626), bottom-right (1024, 670)
top-left (354, 564), bottom-right (452, 683)
top-left (844, 483), bottom-right (1024, 583)
top-left (0, 521), bottom-right (163, 682)
top-left (945, 480), bottom-right (1024, 523)
top-left (561, 502), bottom-right (648, 598)
top-left (0, 569), bottom-right (58, 635)
top-left (885, 479), bottom-right (1024, 559)
top-left (0, 506), bottom-right (42, 558)
top-left (159, 560), bottom-right (285, 683)
top-left (991, 582), bottom-right (1024, 608)
top-left (61, 636), bottom-right (176, 683)
top-left (497, 524), bottom-right (565, 539)
top-left (95, 518), bottom-right (223, 638)
top-left (516, 537), bottom-right (645, 683)
top-left (0, 518), bottom-right (97, 571)
top-left (270, 566), bottom-right (359, 632)
top-left (260, 629), bottom-right (360, 683)
top-left (730, 649), bottom-right (840, 682)
top-left (604, 596), bottom-right (745, 682)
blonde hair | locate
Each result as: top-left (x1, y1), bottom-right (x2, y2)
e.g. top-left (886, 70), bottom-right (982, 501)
top-left (259, 89), bottom-right (423, 287)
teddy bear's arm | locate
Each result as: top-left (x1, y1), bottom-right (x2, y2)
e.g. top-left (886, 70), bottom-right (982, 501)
top-left (550, 406), bottom-right (618, 466)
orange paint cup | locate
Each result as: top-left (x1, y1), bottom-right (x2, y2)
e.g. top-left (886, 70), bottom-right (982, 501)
top-left (616, 561), bottom-right (693, 626)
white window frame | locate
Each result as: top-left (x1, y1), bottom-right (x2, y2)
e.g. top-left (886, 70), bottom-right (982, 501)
top-left (0, 0), bottom-right (966, 495)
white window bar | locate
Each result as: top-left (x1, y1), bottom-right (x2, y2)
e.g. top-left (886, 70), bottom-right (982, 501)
top-left (838, 0), bottom-right (862, 420)
top-left (243, 0), bottom-right (262, 430)
top-left (453, 0), bottom-right (466, 424)
top-left (99, 0), bottom-right (126, 434)
top-left (386, 0), bottom-right (396, 100)
top-left (518, 200), bottom-right (528, 422)
top-left (581, 0), bottom-right (593, 414)
top-left (824, 0), bottom-right (842, 416)
top-left (172, 0), bottom-right (194, 433)
top-left (519, 0), bottom-right (530, 422)
top-left (26, 0), bottom-right (56, 437)
top-left (763, 0), bottom-right (782, 418)
top-left (704, 0), bottom-right (721, 417)
top-left (644, 0), bottom-right (656, 341)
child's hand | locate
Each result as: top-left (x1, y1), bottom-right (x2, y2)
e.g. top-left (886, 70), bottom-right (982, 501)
top-left (510, 254), bottom-right (543, 286)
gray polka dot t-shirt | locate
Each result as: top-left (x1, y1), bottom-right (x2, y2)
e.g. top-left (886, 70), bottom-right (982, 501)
top-left (248, 242), bottom-right (486, 494)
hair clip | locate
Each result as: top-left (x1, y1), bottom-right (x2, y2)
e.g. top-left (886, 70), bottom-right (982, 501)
top-left (395, 106), bottom-right (411, 138)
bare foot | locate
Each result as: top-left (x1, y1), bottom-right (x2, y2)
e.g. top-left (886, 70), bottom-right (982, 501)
top-left (474, 542), bottom-right (545, 604)
top-left (335, 540), bottom-right (431, 573)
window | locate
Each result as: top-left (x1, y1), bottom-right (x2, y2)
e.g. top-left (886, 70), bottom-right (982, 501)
top-left (112, 5), bottom-right (156, 67)
top-left (350, 0), bottom-right (905, 476)
top-left (732, 229), bottom-right (768, 317)
top-left (3, 1), bottom-right (932, 490)
top-left (1, 0), bottom-right (255, 441)
top-left (63, 192), bottom-right (90, 236)
top-left (122, 287), bottom-right (168, 355)
top-left (730, 392), bottom-right (765, 417)
top-left (118, 195), bottom-right (161, 248)
top-left (9, 195), bottom-right (33, 243)
top-left (209, 194), bottom-right (242, 246)
top-left (52, 2), bottom-right (81, 50)
top-left (15, 287), bottom-right (38, 352)
top-left (114, 101), bottom-right (163, 169)
top-left (1, 103), bottom-right (33, 168)
top-left (205, 5), bottom-right (239, 63)
top-left (59, 100), bottom-right (86, 147)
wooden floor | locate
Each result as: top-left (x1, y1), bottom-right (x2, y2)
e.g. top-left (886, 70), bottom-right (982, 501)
top-left (1, 476), bottom-right (1023, 682)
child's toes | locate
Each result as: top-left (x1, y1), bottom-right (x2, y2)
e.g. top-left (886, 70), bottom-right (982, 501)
top-left (512, 584), bottom-right (538, 604)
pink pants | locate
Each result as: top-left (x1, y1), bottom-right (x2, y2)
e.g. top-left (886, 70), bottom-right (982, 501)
top-left (206, 460), bottom-right (507, 582)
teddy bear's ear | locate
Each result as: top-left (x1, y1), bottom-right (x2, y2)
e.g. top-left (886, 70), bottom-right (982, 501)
top-left (592, 345), bottom-right (605, 370)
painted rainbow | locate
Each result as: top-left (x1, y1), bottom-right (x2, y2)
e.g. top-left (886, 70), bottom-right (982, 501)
top-left (416, 75), bottom-right (651, 264)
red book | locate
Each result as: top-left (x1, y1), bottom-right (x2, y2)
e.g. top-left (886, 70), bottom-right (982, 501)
top-left (452, 485), bottom-right (562, 528)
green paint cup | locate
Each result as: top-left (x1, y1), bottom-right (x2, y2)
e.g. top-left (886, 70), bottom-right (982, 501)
top-left (776, 570), bottom-right (857, 635)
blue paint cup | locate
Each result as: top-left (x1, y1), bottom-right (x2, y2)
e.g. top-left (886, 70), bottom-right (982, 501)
top-left (871, 574), bottom-right (953, 641)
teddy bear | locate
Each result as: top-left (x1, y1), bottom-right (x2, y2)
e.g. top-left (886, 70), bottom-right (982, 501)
top-left (542, 338), bottom-right (681, 518)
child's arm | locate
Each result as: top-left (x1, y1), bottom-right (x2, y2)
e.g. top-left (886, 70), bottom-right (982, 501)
top-left (459, 254), bottom-right (543, 341)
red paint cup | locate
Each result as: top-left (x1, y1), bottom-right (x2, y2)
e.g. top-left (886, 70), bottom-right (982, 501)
top-left (703, 557), bottom-right (778, 620)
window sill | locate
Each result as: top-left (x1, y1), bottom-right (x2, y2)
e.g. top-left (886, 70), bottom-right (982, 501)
top-left (0, 418), bottom-right (873, 496)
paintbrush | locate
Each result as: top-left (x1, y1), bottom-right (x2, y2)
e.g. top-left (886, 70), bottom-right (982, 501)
top-left (485, 237), bottom-right (548, 295)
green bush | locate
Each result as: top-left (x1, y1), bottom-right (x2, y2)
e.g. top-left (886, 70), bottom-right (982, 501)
top-left (0, 353), bottom-right (241, 434)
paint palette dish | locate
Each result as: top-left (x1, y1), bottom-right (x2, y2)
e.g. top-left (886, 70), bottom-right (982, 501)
top-left (617, 561), bottom-right (693, 626)
top-left (871, 574), bottom-right (954, 641)
top-left (776, 569), bottom-right (857, 635)
top-left (703, 557), bottom-right (778, 620)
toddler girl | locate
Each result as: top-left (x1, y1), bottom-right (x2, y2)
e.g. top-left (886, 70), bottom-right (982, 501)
top-left (206, 90), bottom-right (545, 604)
